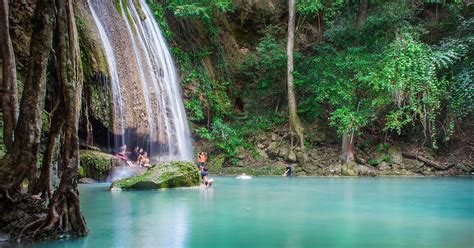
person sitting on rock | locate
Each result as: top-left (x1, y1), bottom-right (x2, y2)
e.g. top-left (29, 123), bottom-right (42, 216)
top-left (136, 148), bottom-right (145, 163)
top-left (131, 146), bottom-right (140, 161)
top-left (116, 145), bottom-right (129, 161)
top-left (141, 152), bottom-right (151, 167)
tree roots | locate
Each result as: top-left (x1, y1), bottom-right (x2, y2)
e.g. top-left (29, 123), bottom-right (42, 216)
top-left (17, 189), bottom-right (87, 242)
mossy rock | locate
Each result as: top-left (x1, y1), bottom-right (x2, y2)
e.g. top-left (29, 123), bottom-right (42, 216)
top-left (79, 150), bottom-right (117, 181)
top-left (110, 161), bottom-right (200, 190)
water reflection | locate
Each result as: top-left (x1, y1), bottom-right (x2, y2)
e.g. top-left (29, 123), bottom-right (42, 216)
top-left (31, 177), bottom-right (474, 248)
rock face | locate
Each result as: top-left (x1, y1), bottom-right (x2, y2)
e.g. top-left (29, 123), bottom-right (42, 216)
top-left (79, 150), bottom-right (118, 181)
top-left (110, 162), bottom-right (200, 190)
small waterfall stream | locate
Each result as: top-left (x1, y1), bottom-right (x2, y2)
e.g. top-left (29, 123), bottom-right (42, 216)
top-left (88, 0), bottom-right (193, 162)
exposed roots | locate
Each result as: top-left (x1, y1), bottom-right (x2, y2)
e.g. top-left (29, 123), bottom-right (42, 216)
top-left (17, 189), bottom-right (88, 242)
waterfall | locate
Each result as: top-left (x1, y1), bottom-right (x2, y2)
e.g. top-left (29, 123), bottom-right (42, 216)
top-left (88, 0), bottom-right (126, 149)
top-left (88, 0), bottom-right (193, 162)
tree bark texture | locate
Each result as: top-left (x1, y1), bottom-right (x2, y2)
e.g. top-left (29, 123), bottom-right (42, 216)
top-left (287, 0), bottom-right (305, 149)
top-left (19, 0), bottom-right (87, 239)
top-left (341, 132), bottom-right (355, 164)
top-left (356, 0), bottom-right (368, 30)
top-left (31, 105), bottom-right (64, 198)
top-left (0, 0), bottom-right (18, 152)
top-left (0, 0), bottom-right (55, 191)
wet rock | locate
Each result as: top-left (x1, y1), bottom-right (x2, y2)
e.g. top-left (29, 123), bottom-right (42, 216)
top-left (79, 150), bottom-right (117, 181)
top-left (110, 161), bottom-right (200, 190)
top-left (78, 178), bottom-right (98, 184)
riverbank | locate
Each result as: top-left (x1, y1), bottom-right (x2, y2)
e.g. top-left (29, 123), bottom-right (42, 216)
top-left (199, 127), bottom-right (473, 177)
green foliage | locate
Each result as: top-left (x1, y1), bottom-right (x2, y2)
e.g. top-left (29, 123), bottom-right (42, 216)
top-left (296, 0), bottom-right (344, 19)
top-left (165, 0), bottom-right (232, 21)
top-left (195, 118), bottom-right (246, 163)
top-left (293, 1), bottom-right (472, 149)
top-left (329, 107), bottom-right (371, 135)
top-left (367, 159), bottom-right (379, 166)
top-left (184, 98), bottom-right (205, 121)
top-left (147, 1), bottom-right (173, 39)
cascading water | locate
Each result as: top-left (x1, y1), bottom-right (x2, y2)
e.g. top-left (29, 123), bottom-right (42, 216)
top-left (88, 0), bottom-right (193, 162)
top-left (88, 0), bottom-right (126, 149)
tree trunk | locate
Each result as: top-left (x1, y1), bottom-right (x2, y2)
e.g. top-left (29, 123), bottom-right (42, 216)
top-left (45, 0), bottom-right (87, 235)
top-left (341, 132), bottom-right (355, 163)
top-left (19, 0), bottom-right (87, 239)
top-left (31, 106), bottom-right (64, 198)
top-left (287, 0), bottom-right (305, 149)
top-left (356, 0), bottom-right (368, 30)
top-left (0, 0), bottom-right (18, 152)
top-left (0, 0), bottom-right (56, 191)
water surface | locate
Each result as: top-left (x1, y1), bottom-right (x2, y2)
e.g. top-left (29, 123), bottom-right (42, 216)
top-left (32, 177), bottom-right (473, 247)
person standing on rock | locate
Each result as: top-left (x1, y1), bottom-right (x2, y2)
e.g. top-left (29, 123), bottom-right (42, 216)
top-left (197, 152), bottom-right (207, 171)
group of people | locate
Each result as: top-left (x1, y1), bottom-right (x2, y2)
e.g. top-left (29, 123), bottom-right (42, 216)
top-left (116, 145), bottom-right (151, 167)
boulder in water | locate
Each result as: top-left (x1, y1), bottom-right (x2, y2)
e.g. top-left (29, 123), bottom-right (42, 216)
top-left (110, 161), bottom-right (200, 190)
top-left (109, 166), bottom-right (147, 181)
top-left (79, 150), bottom-right (118, 181)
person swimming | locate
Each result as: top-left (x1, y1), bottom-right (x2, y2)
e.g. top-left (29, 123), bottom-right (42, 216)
top-left (236, 173), bottom-right (252, 179)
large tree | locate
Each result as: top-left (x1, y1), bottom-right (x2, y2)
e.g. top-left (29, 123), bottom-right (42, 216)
top-left (0, 0), bottom-right (87, 240)
top-left (287, 0), bottom-right (305, 150)
top-left (0, 0), bottom-right (56, 192)
top-left (0, 0), bottom-right (18, 152)
top-left (20, 0), bottom-right (87, 239)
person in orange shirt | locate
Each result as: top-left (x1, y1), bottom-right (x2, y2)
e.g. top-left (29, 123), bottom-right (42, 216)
top-left (197, 152), bottom-right (207, 171)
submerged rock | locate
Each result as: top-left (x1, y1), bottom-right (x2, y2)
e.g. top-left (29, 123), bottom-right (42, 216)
top-left (79, 150), bottom-right (117, 181)
top-left (110, 161), bottom-right (200, 190)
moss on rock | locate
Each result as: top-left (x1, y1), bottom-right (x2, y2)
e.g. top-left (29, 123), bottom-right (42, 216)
top-left (79, 150), bottom-right (117, 181)
top-left (110, 161), bottom-right (200, 190)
